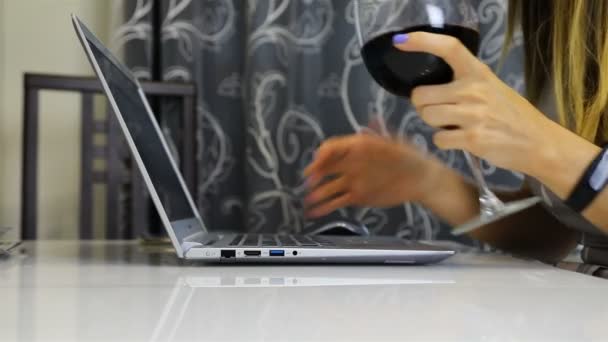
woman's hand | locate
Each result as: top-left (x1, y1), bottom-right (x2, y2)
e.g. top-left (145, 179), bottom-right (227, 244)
top-left (303, 133), bottom-right (443, 218)
top-left (393, 32), bottom-right (608, 233)
top-left (393, 32), bottom-right (572, 177)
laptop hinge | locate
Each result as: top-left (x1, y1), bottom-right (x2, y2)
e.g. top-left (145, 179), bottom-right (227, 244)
top-left (181, 241), bottom-right (203, 256)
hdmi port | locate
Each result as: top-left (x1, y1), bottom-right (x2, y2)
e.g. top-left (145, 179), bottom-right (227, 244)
top-left (244, 250), bottom-right (261, 256)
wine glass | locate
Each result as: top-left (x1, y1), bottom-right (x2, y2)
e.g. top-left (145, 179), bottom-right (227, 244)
top-left (354, 0), bottom-right (541, 235)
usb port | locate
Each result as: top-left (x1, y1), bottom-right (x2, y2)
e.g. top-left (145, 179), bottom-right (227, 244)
top-left (269, 250), bottom-right (285, 257)
top-left (244, 250), bottom-right (261, 256)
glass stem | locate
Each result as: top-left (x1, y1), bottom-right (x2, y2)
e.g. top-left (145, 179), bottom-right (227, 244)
top-left (463, 152), bottom-right (504, 217)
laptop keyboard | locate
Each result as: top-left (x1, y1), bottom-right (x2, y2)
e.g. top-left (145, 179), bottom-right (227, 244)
top-left (228, 234), bottom-right (335, 248)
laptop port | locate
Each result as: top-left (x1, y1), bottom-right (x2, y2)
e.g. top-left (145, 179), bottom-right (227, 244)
top-left (269, 250), bottom-right (285, 257)
top-left (244, 250), bottom-right (261, 256)
top-left (221, 250), bottom-right (236, 258)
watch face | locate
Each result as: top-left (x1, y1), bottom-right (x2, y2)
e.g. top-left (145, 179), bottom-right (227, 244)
top-left (589, 149), bottom-right (608, 191)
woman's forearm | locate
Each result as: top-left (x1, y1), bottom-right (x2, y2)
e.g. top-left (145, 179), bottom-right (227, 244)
top-left (420, 162), bottom-right (577, 263)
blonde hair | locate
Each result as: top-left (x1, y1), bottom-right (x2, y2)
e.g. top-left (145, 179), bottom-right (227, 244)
top-left (505, 0), bottom-right (608, 143)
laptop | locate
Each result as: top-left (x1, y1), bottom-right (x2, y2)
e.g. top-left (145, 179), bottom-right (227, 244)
top-left (71, 14), bottom-right (454, 264)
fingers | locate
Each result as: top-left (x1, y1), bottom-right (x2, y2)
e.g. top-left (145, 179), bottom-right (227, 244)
top-left (419, 104), bottom-right (478, 129)
top-left (433, 129), bottom-right (470, 150)
top-left (305, 172), bottom-right (352, 219)
top-left (306, 193), bottom-right (352, 218)
top-left (305, 176), bottom-right (348, 209)
top-left (303, 136), bottom-right (352, 178)
top-left (305, 159), bottom-right (349, 192)
top-left (393, 31), bottom-right (476, 79)
top-left (410, 81), bottom-right (464, 108)
top-left (304, 135), bottom-right (367, 218)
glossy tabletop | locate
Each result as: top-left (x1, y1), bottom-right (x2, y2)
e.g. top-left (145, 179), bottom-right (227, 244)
top-left (1, 241), bottom-right (607, 341)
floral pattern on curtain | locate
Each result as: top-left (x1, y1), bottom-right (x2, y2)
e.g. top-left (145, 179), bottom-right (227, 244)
top-left (110, 0), bottom-right (524, 243)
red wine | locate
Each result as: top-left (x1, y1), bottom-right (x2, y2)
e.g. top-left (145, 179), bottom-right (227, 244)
top-left (361, 24), bottom-right (480, 98)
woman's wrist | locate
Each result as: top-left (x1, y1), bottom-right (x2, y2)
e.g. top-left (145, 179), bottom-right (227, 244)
top-left (408, 156), bottom-right (445, 205)
top-left (414, 158), bottom-right (480, 225)
top-left (527, 126), bottom-right (601, 199)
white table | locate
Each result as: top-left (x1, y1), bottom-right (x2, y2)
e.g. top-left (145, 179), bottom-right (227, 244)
top-left (1, 241), bottom-right (607, 341)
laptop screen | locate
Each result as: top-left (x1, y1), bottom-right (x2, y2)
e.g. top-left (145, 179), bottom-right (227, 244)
top-left (85, 32), bottom-right (197, 223)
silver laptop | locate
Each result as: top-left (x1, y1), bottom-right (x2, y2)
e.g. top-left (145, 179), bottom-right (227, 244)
top-left (72, 15), bottom-right (454, 264)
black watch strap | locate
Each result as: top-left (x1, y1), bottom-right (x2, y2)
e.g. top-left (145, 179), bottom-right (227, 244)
top-left (565, 146), bottom-right (608, 212)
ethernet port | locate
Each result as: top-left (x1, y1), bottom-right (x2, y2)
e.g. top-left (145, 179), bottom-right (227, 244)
top-left (221, 250), bottom-right (236, 259)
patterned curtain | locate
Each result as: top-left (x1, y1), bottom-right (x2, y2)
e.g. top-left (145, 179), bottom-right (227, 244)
top-left (110, 0), bottom-right (524, 242)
